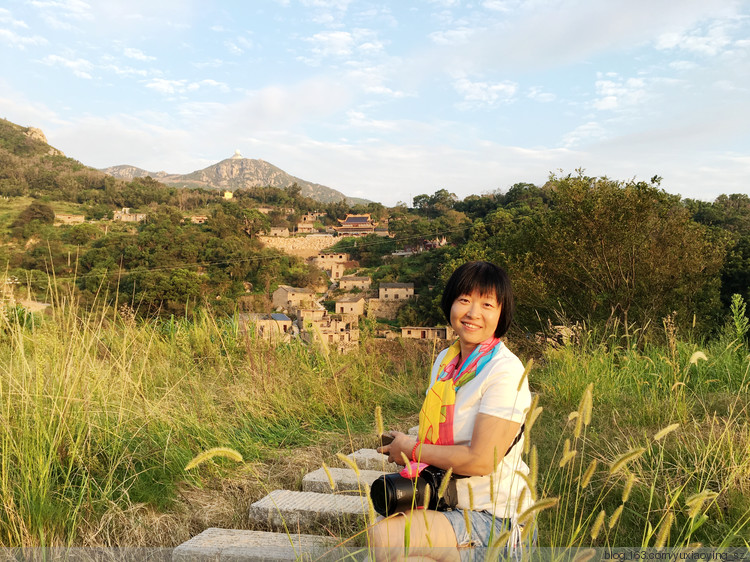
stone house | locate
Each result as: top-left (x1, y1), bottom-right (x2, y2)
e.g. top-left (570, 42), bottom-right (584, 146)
top-left (313, 252), bottom-right (349, 280)
top-left (296, 222), bottom-right (315, 234)
top-left (240, 313), bottom-right (292, 342)
top-left (379, 283), bottom-right (414, 300)
top-left (295, 307), bottom-right (327, 325)
top-left (314, 252), bottom-right (350, 269)
top-left (269, 227), bottom-right (290, 237)
top-left (303, 316), bottom-right (360, 352)
top-left (113, 208), bottom-right (147, 222)
top-left (189, 215), bottom-right (208, 224)
top-left (339, 276), bottom-right (371, 291)
top-left (272, 285), bottom-right (316, 309)
top-left (335, 295), bottom-right (365, 315)
top-left (329, 263), bottom-right (345, 280)
top-left (401, 326), bottom-right (455, 340)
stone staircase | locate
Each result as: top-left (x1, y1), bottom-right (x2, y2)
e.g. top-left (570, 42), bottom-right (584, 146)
top-left (173, 445), bottom-right (405, 561)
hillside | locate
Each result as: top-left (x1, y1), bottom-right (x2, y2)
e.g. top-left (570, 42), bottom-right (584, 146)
top-left (103, 152), bottom-right (368, 205)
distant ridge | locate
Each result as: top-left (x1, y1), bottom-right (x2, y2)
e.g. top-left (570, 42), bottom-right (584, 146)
top-left (102, 152), bottom-right (369, 205)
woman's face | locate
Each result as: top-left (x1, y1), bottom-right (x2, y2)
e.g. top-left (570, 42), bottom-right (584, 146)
top-left (450, 290), bottom-right (502, 351)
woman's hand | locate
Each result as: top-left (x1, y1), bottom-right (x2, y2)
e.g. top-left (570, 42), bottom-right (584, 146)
top-left (376, 431), bottom-right (416, 466)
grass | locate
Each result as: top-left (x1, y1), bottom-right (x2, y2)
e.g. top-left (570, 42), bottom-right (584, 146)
top-left (527, 319), bottom-right (750, 548)
top-left (1, 286), bottom-right (748, 552)
top-left (0, 292), bottom-right (430, 547)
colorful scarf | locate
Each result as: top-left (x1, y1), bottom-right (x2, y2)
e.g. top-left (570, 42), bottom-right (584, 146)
top-left (418, 337), bottom-right (502, 446)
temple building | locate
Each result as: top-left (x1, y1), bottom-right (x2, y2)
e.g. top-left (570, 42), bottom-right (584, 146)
top-left (333, 214), bottom-right (377, 236)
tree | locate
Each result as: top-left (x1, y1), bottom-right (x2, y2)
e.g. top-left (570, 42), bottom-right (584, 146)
top-left (474, 173), bottom-right (727, 332)
top-left (10, 201), bottom-right (55, 238)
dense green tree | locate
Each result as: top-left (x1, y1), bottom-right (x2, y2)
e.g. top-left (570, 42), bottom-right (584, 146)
top-left (503, 173), bottom-right (727, 331)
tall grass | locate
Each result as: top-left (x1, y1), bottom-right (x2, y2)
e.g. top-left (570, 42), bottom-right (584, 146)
top-left (2, 287), bottom-right (748, 551)
top-left (529, 314), bottom-right (750, 548)
top-left (0, 296), bottom-right (428, 547)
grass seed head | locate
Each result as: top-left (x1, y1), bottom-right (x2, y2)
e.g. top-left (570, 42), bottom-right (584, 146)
top-left (463, 509), bottom-right (472, 540)
top-left (581, 383), bottom-right (593, 426)
top-left (622, 472), bottom-right (636, 503)
top-left (375, 405), bottom-right (384, 437)
top-left (574, 548), bottom-right (597, 562)
top-left (654, 511), bottom-right (674, 550)
top-left (437, 467), bottom-right (454, 499)
top-left (689, 351), bottom-right (707, 365)
top-left (685, 490), bottom-right (718, 519)
top-left (581, 459), bottom-right (597, 489)
top-left (322, 462), bottom-right (336, 492)
top-left (560, 450), bottom-right (578, 468)
top-left (609, 448), bottom-right (646, 475)
top-left (609, 504), bottom-right (624, 529)
top-left (590, 509), bottom-right (606, 540)
top-left (184, 447), bottom-right (243, 471)
top-left (517, 359), bottom-right (533, 391)
top-left (336, 452), bottom-right (361, 477)
top-left (422, 484), bottom-right (431, 510)
top-left (653, 423), bottom-right (680, 442)
top-left (518, 497), bottom-right (559, 527)
top-left (529, 445), bottom-right (538, 488)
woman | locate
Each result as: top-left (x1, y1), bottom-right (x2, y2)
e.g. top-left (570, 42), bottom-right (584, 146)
top-left (370, 261), bottom-right (533, 561)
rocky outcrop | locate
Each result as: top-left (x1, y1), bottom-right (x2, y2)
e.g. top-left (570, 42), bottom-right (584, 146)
top-left (23, 127), bottom-right (64, 156)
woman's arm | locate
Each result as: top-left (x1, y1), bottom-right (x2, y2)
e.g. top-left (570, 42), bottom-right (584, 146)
top-left (379, 414), bottom-right (522, 476)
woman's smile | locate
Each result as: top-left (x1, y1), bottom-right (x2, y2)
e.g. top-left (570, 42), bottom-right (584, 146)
top-left (450, 290), bottom-right (502, 355)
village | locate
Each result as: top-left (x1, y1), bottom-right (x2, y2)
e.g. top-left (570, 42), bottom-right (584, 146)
top-left (242, 212), bottom-right (453, 352)
top-left (4, 203), bottom-right (453, 352)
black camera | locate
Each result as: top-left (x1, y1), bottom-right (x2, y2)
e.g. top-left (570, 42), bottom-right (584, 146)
top-left (370, 465), bottom-right (460, 517)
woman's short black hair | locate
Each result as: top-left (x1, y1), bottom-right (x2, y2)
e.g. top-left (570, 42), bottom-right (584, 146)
top-left (440, 261), bottom-right (515, 338)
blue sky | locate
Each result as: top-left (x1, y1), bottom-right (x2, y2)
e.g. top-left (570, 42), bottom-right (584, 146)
top-left (1, 0), bottom-right (749, 206)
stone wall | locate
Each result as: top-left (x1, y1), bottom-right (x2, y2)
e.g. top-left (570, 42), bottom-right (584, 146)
top-left (367, 298), bottom-right (406, 321)
top-left (259, 235), bottom-right (338, 259)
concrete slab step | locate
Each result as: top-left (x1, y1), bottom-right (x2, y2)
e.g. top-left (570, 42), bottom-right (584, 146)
top-left (302, 467), bottom-right (388, 495)
top-left (346, 449), bottom-right (399, 472)
top-left (248, 490), bottom-right (369, 532)
top-left (172, 527), bottom-right (341, 561)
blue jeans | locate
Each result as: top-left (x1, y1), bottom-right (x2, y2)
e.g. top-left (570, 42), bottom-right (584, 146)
top-left (442, 509), bottom-right (536, 561)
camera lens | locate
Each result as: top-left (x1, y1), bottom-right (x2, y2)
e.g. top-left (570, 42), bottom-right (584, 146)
top-left (370, 473), bottom-right (428, 517)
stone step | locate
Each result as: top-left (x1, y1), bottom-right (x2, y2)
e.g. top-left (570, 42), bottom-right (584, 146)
top-left (346, 449), bottom-right (399, 472)
top-left (248, 489), bottom-right (369, 532)
top-left (172, 527), bottom-right (344, 561)
top-left (302, 467), bottom-right (388, 495)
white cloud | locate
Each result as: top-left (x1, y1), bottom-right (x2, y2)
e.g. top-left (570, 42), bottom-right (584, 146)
top-left (429, 27), bottom-right (475, 46)
top-left (346, 110), bottom-right (399, 131)
top-left (307, 30), bottom-right (355, 57)
top-left (593, 74), bottom-right (647, 111)
top-left (29, 0), bottom-right (93, 30)
top-left (40, 54), bottom-right (94, 79)
top-left (453, 76), bottom-right (517, 108)
top-left (145, 78), bottom-right (187, 95)
top-left (482, 0), bottom-right (514, 12)
top-left (528, 87), bottom-right (556, 102)
top-left (669, 60), bottom-right (698, 71)
top-left (0, 28), bottom-right (48, 49)
top-left (562, 121), bottom-right (608, 148)
top-left (655, 21), bottom-right (734, 56)
top-left (145, 78), bottom-right (229, 95)
top-left (0, 8), bottom-right (29, 28)
top-left (123, 47), bottom-right (155, 61)
top-left (101, 63), bottom-right (149, 77)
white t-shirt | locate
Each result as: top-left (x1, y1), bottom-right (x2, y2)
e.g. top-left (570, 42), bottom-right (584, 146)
top-left (427, 342), bottom-right (533, 518)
